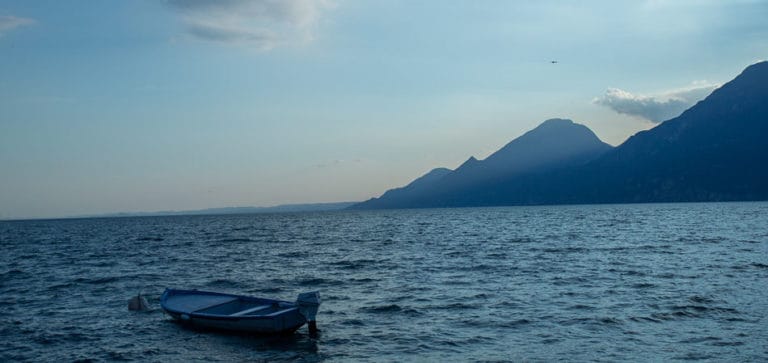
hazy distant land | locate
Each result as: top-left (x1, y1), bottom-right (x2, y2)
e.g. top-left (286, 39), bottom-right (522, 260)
top-left (66, 202), bottom-right (358, 220)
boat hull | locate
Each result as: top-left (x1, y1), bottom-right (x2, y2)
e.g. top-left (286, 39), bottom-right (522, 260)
top-left (163, 310), bottom-right (305, 334)
top-left (160, 289), bottom-right (308, 334)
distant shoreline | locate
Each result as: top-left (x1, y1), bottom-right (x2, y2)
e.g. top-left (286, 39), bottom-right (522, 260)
top-left (5, 200), bottom-right (768, 222)
top-left (1, 202), bottom-right (358, 222)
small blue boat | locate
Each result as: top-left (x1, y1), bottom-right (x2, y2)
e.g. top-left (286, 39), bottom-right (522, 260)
top-left (160, 288), bottom-right (320, 334)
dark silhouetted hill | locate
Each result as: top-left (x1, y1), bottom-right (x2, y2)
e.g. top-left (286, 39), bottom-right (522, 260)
top-left (556, 60), bottom-right (768, 204)
top-left (352, 119), bottom-right (613, 209)
top-left (351, 61), bottom-right (768, 209)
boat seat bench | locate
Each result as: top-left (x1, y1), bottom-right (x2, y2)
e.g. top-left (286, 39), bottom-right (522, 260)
top-left (230, 305), bottom-right (272, 316)
top-left (264, 307), bottom-right (299, 317)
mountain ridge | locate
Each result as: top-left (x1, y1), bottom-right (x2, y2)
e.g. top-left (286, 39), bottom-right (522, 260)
top-left (351, 61), bottom-right (768, 209)
top-left (352, 118), bottom-right (614, 209)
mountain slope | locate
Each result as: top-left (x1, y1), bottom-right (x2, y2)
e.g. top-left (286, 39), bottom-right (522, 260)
top-left (352, 119), bottom-right (612, 209)
top-left (372, 167), bottom-right (452, 207)
top-left (567, 60), bottom-right (768, 203)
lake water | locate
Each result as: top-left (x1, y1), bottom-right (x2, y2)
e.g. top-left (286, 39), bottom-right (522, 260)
top-left (2, 202), bottom-right (767, 362)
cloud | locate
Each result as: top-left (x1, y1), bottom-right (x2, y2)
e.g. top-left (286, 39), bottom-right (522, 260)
top-left (594, 82), bottom-right (719, 123)
top-left (165, 0), bottom-right (333, 50)
top-left (0, 15), bottom-right (35, 36)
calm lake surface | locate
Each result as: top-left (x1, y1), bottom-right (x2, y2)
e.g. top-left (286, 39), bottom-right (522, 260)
top-left (2, 202), bottom-right (767, 362)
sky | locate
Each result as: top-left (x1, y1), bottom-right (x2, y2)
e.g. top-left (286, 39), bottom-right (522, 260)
top-left (1, 0), bottom-right (767, 219)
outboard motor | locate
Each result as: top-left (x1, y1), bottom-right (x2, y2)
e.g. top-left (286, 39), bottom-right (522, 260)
top-left (128, 293), bottom-right (150, 311)
top-left (296, 291), bottom-right (321, 335)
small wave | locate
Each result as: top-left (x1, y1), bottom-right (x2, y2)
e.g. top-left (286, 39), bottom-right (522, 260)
top-left (217, 238), bottom-right (255, 243)
top-left (492, 301), bottom-right (522, 309)
top-left (647, 304), bottom-right (740, 321)
top-left (672, 352), bottom-right (715, 361)
top-left (540, 247), bottom-right (588, 254)
top-left (31, 331), bottom-right (99, 346)
top-left (0, 269), bottom-right (25, 279)
top-left (136, 236), bottom-right (164, 242)
top-left (361, 304), bottom-right (402, 313)
top-left (631, 282), bottom-right (656, 289)
top-left (675, 236), bottom-right (725, 245)
top-left (688, 295), bottom-right (716, 304)
top-left (427, 302), bottom-right (477, 310)
top-left (484, 252), bottom-right (509, 259)
top-left (330, 259), bottom-right (379, 270)
top-left (539, 337), bottom-right (562, 345)
top-left (678, 336), bottom-right (721, 344)
top-left (73, 276), bottom-right (121, 285)
top-left (669, 311), bottom-right (699, 319)
top-left (597, 317), bottom-right (623, 325)
top-left (251, 287), bottom-right (283, 294)
top-left (88, 260), bottom-right (118, 267)
top-left (629, 316), bottom-right (662, 323)
top-left (740, 238), bottom-right (761, 244)
top-left (443, 279), bottom-right (472, 286)
top-left (48, 282), bottom-right (76, 290)
top-left (277, 251), bottom-right (308, 258)
top-left (551, 276), bottom-right (591, 286)
top-left (615, 269), bottom-right (647, 277)
top-left (675, 304), bottom-right (739, 315)
top-left (567, 304), bottom-right (596, 311)
top-left (360, 304), bottom-right (422, 316)
top-left (205, 279), bottom-right (244, 289)
top-left (654, 273), bottom-right (677, 279)
top-left (507, 237), bottom-right (536, 244)
top-left (296, 277), bottom-right (343, 287)
top-left (0, 298), bottom-right (21, 308)
top-left (560, 316), bottom-right (623, 327)
top-left (457, 264), bottom-right (497, 272)
top-left (340, 319), bottom-right (365, 326)
top-left (495, 319), bottom-right (532, 328)
top-left (103, 350), bottom-right (132, 361)
top-left (348, 277), bottom-right (379, 284)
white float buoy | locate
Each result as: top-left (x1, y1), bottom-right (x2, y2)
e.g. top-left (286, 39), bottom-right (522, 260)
top-left (128, 292), bottom-right (150, 311)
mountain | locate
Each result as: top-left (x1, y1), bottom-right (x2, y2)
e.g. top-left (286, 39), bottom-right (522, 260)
top-left (444, 118), bottom-right (612, 185)
top-left (352, 118), bottom-right (613, 209)
top-left (352, 61), bottom-right (768, 209)
top-left (562, 60), bottom-right (768, 203)
top-left (480, 118), bottom-right (613, 173)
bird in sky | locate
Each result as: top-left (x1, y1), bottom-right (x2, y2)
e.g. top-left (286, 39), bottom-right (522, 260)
top-left (550, 60), bottom-right (558, 64)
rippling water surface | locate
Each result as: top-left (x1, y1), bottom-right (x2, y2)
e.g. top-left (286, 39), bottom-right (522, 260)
top-left (2, 202), bottom-right (767, 361)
